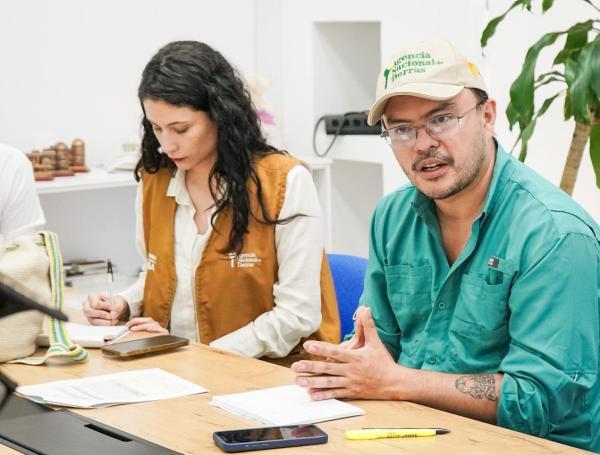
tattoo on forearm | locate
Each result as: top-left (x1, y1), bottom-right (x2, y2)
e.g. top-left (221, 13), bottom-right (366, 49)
top-left (455, 375), bottom-right (498, 401)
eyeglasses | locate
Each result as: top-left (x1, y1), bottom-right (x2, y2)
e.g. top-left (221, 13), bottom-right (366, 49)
top-left (380, 101), bottom-right (485, 150)
top-left (0, 370), bottom-right (17, 412)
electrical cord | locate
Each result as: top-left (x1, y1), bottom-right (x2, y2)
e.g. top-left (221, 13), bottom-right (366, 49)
top-left (312, 111), bottom-right (368, 158)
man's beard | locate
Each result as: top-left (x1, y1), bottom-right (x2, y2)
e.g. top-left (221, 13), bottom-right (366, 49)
top-left (408, 131), bottom-right (488, 200)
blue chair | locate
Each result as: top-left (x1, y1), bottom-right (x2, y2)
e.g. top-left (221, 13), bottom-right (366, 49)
top-left (327, 254), bottom-right (368, 339)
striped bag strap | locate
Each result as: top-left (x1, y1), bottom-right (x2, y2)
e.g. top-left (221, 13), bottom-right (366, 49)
top-left (9, 231), bottom-right (88, 365)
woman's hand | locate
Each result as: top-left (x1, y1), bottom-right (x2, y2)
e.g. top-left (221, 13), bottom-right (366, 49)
top-left (126, 317), bottom-right (169, 334)
top-left (83, 294), bottom-right (130, 326)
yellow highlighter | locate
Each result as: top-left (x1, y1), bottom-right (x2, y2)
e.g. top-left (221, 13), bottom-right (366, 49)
top-left (345, 428), bottom-right (450, 440)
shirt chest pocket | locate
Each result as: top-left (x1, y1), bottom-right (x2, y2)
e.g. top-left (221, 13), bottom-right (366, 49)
top-left (384, 263), bottom-right (432, 343)
top-left (449, 271), bottom-right (512, 368)
top-left (453, 272), bottom-right (512, 330)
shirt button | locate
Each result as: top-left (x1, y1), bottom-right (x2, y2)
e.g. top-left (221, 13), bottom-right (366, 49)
top-left (452, 353), bottom-right (459, 360)
top-left (438, 301), bottom-right (447, 310)
top-left (428, 356), bottom-right (436, 364)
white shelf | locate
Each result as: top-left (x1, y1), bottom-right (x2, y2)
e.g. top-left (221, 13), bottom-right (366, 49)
top-left (35, 168), bottom-right (137, 195)
top-left (308, 21), bottom-right (408, 257)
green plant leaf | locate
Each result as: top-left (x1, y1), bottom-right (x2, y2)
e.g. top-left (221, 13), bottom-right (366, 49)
top-left (564, 92), bottom-right (574, 120)
top-left (509, 31), bottom-right (563, 128)
top-left (564, 58), bottom-right (578, 86)
top-left (553, 20), bottom-right (594, 65)
top-left (536, 70), bottom-right (565, 82)
top-left (589, 35), bottom-right (600, 104)
top-left (517, 120), bottom-right (535, 161)
top-left (481, 0), bottom-right (527, 48)
top-left (518, 142), bottom-right (530, 161)
top-left (581, 0), bottom-right (600, 11)
top-left (538, 92), bottom-right (563, 117)
top-left (590, 122), bottom-right (600, 188)
top-left (542, 0), bottom-right (555, 12)
top-left (569, 39), bottom-right (595, 123)
top-left (506, 102), bottom-right (520, 129)
top-left (535, 76), bottom-right (566, 89)
top-left (515, 93), bottom-right (562, 161)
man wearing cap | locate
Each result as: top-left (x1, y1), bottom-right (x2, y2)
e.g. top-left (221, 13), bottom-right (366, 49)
top-left (292, 40), bottom-right (599, 451)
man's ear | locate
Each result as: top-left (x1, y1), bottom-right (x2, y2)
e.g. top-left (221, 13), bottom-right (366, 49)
top-left (482, 99), bottom-right (497, 136)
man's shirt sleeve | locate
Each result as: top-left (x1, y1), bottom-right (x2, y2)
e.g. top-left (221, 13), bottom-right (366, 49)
top-left (497, 232), bottom-right (599, 438)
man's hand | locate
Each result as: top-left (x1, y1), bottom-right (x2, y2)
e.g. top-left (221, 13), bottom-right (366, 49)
top-left (292, 306), bottom-right (502, 423)
top-left (330, 308), bottom-right (366, 356)
top-left (291, 307), bottom-right (405, 400)
top-left (83, 294), bottom-right (130, 326)
top-left (338, 308), bottom-right (366, 350)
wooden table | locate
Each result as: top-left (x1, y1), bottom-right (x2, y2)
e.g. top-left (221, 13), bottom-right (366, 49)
top-left (0, 343), bottom-right (589, 454)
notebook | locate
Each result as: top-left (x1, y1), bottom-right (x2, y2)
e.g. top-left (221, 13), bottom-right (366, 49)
top-left (210, 385), bottom-right (365, 425)
top-left (16, 368), bottom-right (207, 408)
top-left (36, 322), bottom-right (128, 348)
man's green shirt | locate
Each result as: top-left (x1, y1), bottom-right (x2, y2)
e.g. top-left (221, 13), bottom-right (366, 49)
top-left (363, 144), bottom-right (599, 451)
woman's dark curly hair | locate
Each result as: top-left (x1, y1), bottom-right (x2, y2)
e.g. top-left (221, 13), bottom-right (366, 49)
top-left (136, 41), bottom-right (294, 254)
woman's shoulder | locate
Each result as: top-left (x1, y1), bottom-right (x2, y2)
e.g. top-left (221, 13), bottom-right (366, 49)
top-left (254, 152), bottom-right (301, 172)
top-left (139, 168), bottom-right (174, 196)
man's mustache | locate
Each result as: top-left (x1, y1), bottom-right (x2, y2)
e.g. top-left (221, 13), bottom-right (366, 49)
top-left (412, 149), bottom-right (454, 172)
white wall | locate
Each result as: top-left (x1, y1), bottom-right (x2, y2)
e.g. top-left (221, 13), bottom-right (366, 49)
top-left (0, 0), bottom-right (257, 275)
top-left (0, 0), bottom-right (256, 167)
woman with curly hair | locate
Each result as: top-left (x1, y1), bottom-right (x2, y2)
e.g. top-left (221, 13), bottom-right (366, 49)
top-left (83, 41), bottom-right (340, 363)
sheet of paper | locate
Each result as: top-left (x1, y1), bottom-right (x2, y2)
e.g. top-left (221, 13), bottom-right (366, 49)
top-left (37, 322), bottom-right (128, 348)
top-left (16, 368), bottom-right (207, 408)
top-left (210, 385), bottom-right (365, 425)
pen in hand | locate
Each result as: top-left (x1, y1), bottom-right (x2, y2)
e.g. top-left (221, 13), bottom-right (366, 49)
top-left (107, 258), bottom-right (115, 325)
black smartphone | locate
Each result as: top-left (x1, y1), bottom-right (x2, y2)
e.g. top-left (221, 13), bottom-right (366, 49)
top-left (213, 424), bottom-right (328, 452)
top-left (100, 335), bottom-right (189, 357)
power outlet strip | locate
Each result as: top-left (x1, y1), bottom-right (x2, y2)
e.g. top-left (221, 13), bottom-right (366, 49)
top-left (324, 113), bottom-right (381, 135)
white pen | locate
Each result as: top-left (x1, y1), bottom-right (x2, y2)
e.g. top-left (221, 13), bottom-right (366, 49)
top-left (103, 328), bottom-right (129, 345)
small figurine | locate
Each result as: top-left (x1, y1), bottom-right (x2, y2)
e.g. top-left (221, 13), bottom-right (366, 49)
top-left (26, 138), bottom-right (90, 181)
top-left (26, 150), bottom-right (54, 181)
top-left (53, 142), bottom-right (75, 177)
top-left (69, 139), bottom-right (89, 173)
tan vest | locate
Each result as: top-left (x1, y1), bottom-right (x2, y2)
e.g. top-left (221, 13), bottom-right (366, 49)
top-left (140, 154), bottom-right (340, 362)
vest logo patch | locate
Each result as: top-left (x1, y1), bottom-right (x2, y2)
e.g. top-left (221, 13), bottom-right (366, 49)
top-left (147, 253), bottom-right (157, 271)
top-left (228, 252), bottom-right (262, 268)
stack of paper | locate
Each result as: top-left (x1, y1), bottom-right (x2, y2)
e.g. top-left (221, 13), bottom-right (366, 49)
top-left (16, 368), bottom-right (207, 408)
top-left (210, 385), bottom-right (365, 425)
top-left (36, 322), bottom-right (128, 348)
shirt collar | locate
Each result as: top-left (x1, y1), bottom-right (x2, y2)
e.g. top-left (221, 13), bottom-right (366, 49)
top-left (479, 140), bottom-right (513, 220)
top-left (167, 169), bottom-right (193, 207)
top-left (166, 169), bottom-right (227, 209)
top-left (411, 139), bottom-right (514, 222)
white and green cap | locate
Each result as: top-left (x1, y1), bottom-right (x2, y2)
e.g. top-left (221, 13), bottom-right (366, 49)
top-left (367, 39), bottom-right (488, 125)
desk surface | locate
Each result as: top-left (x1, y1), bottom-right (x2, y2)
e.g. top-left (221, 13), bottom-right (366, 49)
top-left (0, 344), bottom-right (588, 454)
